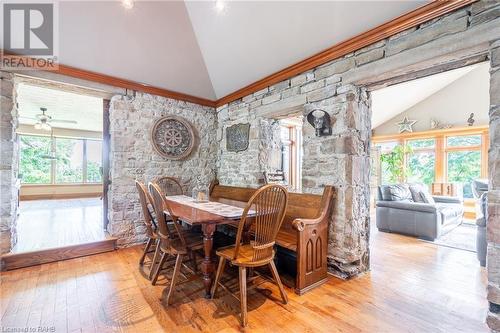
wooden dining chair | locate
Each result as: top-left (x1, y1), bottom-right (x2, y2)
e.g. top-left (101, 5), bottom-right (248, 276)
top-left (211, 184), bottom-right (289, 327)
top-left (135, 181), bottom-right (158, 271)
top-left (155, 176), bottom-right (183, 196)
top-left (148, 182), bottom-right (203, 304)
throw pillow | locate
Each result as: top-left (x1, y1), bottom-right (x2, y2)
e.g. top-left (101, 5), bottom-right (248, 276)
top-left (419, 190), bottom-right (435, 204)
top-left (409, 184), bottom-right (426, 203)
top-left (388, 184), bottom-right (412, 201)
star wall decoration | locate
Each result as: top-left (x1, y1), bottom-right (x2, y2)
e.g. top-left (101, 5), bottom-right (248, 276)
top-left (396, 116), bottom-right (417, 133)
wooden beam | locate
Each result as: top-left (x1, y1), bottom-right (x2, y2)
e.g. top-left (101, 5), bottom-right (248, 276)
top-left (215, 0), bottom-right (476, 107)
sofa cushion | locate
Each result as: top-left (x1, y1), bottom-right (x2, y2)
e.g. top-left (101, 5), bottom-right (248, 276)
top-left (380, 184), bottom-right (412, 201)
top-left (409, 184), bottom-right (426, 203)
top-left (408, 183), bottom-right (434, 204)
top-left (419, 190), bottom-right (435, 204)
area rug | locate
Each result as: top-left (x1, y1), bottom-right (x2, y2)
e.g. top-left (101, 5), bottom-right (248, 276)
top-left (427, 223), bottom-right (477, 252)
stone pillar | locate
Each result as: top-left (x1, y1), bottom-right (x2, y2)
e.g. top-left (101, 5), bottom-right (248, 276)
top-left (487, 39), bottom-right (500, 332)
top-left (0, 71), bottom-right (18, 255)
top-left (303, 83), bottom-right (372, 278)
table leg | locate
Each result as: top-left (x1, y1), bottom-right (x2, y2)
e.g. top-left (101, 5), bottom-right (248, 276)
top-left (201, 223), bottom-right (216, 298)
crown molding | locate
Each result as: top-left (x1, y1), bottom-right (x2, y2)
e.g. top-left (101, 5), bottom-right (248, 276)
top-left (215, 0), bottom-right (476, 107)
top-left (0, 52), bottom-right (217, 108)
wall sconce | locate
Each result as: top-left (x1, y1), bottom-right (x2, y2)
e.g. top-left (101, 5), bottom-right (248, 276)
top-left (307, 109), bottom-right (332, 137)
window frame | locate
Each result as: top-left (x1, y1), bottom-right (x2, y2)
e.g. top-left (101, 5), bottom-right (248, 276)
top-left (372, 126), bottom-right (489, 187)
top-left (19, 133), bottom-right (103, 185)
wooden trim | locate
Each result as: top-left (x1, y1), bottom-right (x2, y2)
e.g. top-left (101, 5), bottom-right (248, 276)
top-left (20, 192), bottom-right (102, 201)
top-left (215, 0), bottom-right (476, 106)
top-left (481, 130), bottom-right (489, 178)
top-left (0, 238), bottom-right (117, 271)
top-left (0, 53), bottom-right (216, 108)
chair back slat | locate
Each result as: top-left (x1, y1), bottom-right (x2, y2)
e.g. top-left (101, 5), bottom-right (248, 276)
top-left (148, 182), bottom-right (187, 249)
top-left (135, 181), bottom-right (156, 238)
top-left (155, 176), bottom-right (183, 196)
top-left (234, 184), bottom-right (288, 263)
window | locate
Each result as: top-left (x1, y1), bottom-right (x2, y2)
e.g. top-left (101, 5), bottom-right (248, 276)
top-left (445, 135), bottom-right (482, 198)
top-left (56, 138), bottom-right (84, 183)
top-left (373, 128), bottom-right (488, 196)
top-left (374, 141), bottom-right (400, 184)
top-left (19, 134), bottom-right (102, 185)
top-left (20, 135), bottom-right (52, 184)
top-left (279, 117), bottom-right (302, 191)
top-left (446, 135), bottom-right (481, 147)
top-left (407, 139), bottom-right (435, 185)
top-left (86, 140), bottom-right (102, 183)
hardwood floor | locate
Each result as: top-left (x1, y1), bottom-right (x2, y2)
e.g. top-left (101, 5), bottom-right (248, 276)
top-left (13, 198), bottom-right (106, 253)
top-left (0, 224), bottom-right (488, 332)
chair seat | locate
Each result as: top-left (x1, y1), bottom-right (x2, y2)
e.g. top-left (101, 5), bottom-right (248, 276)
top-left (216, 244), bottom-right (275, 266)
top-left (159, 230), bottom-right (203, 254)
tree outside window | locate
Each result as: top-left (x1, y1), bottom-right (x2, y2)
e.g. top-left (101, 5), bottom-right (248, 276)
top-left (19, 134), bottom-right (102, 185)
top-left (19, 135), bottom-right (52, 184)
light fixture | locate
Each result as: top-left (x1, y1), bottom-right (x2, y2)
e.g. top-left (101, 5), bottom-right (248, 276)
top-left (307, 109), bottom-right (332, 137)
top-left (122, 0), bottom-right (134, 10)
top-left (41, 122), bottom-right (51, 131)
top-left (215, 0), bottom-right (226, 13)
top-left (34, 122), bottom-right (42, 130)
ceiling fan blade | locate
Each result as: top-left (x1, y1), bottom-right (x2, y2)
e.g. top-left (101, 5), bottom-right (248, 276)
top-left (49, 119), bottom-right (78, 124)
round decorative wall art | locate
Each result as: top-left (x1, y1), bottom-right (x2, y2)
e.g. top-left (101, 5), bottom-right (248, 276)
top-left (151, 115), bottom-right (195, 160)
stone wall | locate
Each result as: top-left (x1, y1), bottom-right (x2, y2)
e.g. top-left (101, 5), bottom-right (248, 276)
top-left (0, 71), bottom-right (18, 255)
top-left (487, 38), bottom-right (500, 332)
top-left (215, 2), bottom-right (500, 284)
top-left (108, 93), bottom-right (217, 247)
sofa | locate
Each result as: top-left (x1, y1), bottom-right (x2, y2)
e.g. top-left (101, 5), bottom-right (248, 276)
top-left (376, 184), bottom-right (464, 240)
top-left (473, 179), bottom-right (488, 267)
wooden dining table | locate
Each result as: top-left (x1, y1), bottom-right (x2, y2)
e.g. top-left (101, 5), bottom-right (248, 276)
top-left (163, 195), bottom-right (250, 298)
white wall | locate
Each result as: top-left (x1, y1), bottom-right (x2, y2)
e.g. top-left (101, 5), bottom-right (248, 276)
top-left (373, 64), bottom-right (490, 135)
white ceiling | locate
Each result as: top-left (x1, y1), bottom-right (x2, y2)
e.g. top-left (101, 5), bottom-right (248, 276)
top-left (371, 64), bottom-right (479, 129)
top-left (185, 1), bottom-right (427, 98)
top-left (8, 0), bottom-right (428, 100)
top-left (17, 83), bottom-right (103, 132)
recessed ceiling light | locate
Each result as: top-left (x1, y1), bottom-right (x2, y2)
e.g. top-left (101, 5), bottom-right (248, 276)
top-left (215, 0), bottom-right (227, 13)
top-left (122, 0), bottom-right (134, 10)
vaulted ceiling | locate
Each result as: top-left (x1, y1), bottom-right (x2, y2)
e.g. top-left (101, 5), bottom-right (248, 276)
top-left (54, 1), bottom-right (427, 100)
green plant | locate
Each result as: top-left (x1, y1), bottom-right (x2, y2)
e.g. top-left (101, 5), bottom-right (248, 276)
top-left (380, 144), bottom-right (413, 184)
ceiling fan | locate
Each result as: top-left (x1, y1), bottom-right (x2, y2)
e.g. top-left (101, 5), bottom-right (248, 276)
top-left (20, 107), bottom-right (77, 131)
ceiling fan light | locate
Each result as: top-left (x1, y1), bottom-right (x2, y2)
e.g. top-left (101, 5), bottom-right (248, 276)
top-left (34, 123), bottom-right (42, 130)
top-left (41, 123), bottom-right (52, 131)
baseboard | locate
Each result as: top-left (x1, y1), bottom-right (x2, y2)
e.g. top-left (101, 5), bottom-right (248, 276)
top-left (20, 192), bottom-right (102, 200)
top-left (0, 237), bottom-right (117, 271)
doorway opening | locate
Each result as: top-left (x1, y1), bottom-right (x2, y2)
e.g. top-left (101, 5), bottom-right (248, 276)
top-left (369, 61), bottom-right (490, 256)
top-left (13, 81), bottom-right (108, 254)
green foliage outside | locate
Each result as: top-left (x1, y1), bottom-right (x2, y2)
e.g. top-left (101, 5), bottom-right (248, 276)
top-left (379, 135), bottom-right (482, 198)
top-left (19, 135), bottom-right (102, 184)
top-left (56, 138), bottom-right (83, 183)
top-left (380, 145), bottom-right (413, 184)
top-left (447, 151), bottom-right (481, 198)
top-left (19, 136), bottom-right (51, 184)
top-left (87, 161), bottom-right (102, 182)
top-left (407, 152), bottom-right (435, 185)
